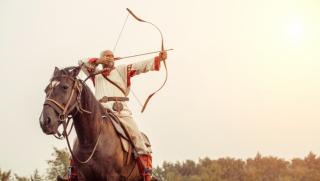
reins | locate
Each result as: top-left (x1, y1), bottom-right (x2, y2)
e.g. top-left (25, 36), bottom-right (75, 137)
top-left (53, 116), bottom-right (73, 139)
top-left (63, 119), bottom-right (102, 164)
top-left (44, 67), bottom-right (137, 177)
top-left (44, 72), bottom-right (103, 164)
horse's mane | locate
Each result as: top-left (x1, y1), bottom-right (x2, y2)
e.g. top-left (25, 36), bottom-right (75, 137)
top-left (52, 66), bottom-right (78, 78)
top-left (56, 66), bottom-right (105, 113)
top-left (80, 81), bottom-right (105, 113)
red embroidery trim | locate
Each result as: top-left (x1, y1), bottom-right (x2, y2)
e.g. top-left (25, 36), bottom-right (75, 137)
top-left (154, 56), bottom-right (160, 71)
top-left (88, 58), bottom-right (98, 63)
top-left (127, 64), bottom-right (136, 87)
top-left (86, 58), bottom-right (98, 86)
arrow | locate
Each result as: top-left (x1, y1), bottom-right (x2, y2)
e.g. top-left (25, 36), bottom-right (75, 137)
top-left (114, 49), bottom-right (174, 61)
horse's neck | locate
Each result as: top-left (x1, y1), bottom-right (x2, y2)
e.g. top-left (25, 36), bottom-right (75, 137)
top-left (73, 85), bottom-right (104, 145)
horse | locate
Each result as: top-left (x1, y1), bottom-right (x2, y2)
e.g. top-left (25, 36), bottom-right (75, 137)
top-left (39, 66), bottom-right (142, 180)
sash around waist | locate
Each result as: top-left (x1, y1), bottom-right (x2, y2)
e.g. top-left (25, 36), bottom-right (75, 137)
top-left (99, 96), bottom-right (129, 103)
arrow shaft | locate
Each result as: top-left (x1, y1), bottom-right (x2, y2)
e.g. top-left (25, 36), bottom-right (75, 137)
top-left (115, 49), bottom-right (173, 61)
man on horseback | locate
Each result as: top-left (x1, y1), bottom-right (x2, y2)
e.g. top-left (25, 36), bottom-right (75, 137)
top-left (78, 49), bottom-right (167, 180)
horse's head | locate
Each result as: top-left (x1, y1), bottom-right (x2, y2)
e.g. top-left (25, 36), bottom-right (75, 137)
top-left (40, 66), bottom-right (82, 135)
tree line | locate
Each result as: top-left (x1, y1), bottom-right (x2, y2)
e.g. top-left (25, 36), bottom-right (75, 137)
top-left (1, 148), bottom-right (320, 181)
top-left (153, 152), bottom-right (320, 181)
top-left (0, 147), bottom-right (69, 181)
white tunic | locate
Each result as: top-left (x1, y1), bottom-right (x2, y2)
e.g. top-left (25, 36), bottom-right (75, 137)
top-left (79, 57), bottom-right (160, 116)
top-left (78, 57), bottom-right (161, 154)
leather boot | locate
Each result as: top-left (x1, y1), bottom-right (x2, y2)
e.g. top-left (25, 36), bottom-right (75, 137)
top-left (69, 159), bottom-right (78, 181)
top-left (136, 154), bottom-right (153, 181)
top-left (57, 160), bottom-right (77, 181)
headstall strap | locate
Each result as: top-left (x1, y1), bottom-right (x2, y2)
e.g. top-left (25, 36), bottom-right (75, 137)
top-left (45, 68), bottom-right (101, 164)
top-left (45, 75), bottom-right (92, 140)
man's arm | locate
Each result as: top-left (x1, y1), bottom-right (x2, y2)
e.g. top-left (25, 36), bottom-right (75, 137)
top-left (78, 58), bottom-right (100, 76)
top-left (127, 51), bottom-right (167, 77)
top-left (126, 51), bottom-right (167, 86)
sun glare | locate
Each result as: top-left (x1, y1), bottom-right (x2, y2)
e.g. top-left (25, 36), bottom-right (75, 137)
top-left (288, 20), bottom-right (304, 42)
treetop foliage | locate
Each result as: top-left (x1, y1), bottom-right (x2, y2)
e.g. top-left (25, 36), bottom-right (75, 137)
top-left (1, 149), bottom-right (320, 181)
top-left (153, 152), bottom-right (320, 181)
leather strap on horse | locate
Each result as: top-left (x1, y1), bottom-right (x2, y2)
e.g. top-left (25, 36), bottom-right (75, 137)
top-left (45, 79), bottom-right (91, 119)
top-left (107, 109), bottom-right (139, 157)
top-left (126, 8), bottom-right (168, 113)
top-left (45, 74), bottom-right (97, 160)
top-left (63, 119), bottom-right (102, 164)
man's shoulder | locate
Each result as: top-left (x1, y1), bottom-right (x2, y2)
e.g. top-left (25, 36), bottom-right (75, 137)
top-left (79, 57), bottom-right (98, 62)
top-left (88, 58), bottom-right (99, 62)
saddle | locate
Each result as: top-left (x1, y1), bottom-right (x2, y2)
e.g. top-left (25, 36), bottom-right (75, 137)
top-left (104, 109), bottom-right (152, 154)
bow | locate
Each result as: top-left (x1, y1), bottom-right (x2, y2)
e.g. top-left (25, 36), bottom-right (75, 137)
top-left (115, 8), bottom-right (169, 113)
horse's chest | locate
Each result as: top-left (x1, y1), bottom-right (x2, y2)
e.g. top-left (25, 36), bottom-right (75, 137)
top-left (77, 158), bottom-right (120, 180)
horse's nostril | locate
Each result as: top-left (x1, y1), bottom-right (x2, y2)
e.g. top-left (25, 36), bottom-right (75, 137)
top-left (46, 117), bottom-right (51, 125)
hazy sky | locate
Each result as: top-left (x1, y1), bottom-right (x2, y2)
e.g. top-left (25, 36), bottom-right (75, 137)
top-left (1, 0), bottom-right (320, 176)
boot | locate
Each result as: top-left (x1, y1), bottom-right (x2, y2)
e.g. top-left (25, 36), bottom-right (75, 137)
top-left (69, 158), bottom-right (78, 181)
top-left (136, 154), bottom-right (153, 181)
top-left (58, 158), bottom-right (78, 181)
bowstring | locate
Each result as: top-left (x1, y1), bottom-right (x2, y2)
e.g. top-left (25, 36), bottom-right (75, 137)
top-left (113, 13), bottom-right (129, 53)
top-left (113, 11), bottom-right (143, 108)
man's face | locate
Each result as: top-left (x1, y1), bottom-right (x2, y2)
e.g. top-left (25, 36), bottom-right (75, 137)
top-left (102, 50), bottom-right (114, 62)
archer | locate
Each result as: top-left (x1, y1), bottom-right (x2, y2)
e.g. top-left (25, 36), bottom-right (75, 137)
top-left (78, 49), bottom-right (167, 180)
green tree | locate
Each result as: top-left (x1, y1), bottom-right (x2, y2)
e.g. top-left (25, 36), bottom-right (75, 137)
top-left (30, 169), bottom-right (43, 181)
top-left (14, 174), bottom-right (29, 181)
top-left (45, 147), bottom-right (70, 181)
top-left (153, 166), bottom-right (165, 180)
top-left (0, 169), bottom-right (11, 181)
top-left (152, 153), bottom-right (320, 181)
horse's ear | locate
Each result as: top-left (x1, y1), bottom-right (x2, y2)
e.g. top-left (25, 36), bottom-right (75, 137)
top-left (71, 66), bottom-right (81, 77)
top-left (53, 67), bottom-right (60, 76)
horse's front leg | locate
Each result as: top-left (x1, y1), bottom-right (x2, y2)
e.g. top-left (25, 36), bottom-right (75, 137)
top-left (65, 169), bottom-right (94, 181)
top-left (75, 170), bottom-right (89, 181)
top-left (107, 172), bottom-right (122, 181)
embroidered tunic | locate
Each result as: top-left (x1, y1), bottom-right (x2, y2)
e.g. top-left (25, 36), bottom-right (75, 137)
top-left (79, 57), bottom-right (161, 154)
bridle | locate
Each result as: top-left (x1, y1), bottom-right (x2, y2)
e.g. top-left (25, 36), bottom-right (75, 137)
top-left (45, 75), bottom-right (85, 137)
top-left (45, 76), bottom-right (86, 122)
top-left (43, 72), bottom-right (102, 164)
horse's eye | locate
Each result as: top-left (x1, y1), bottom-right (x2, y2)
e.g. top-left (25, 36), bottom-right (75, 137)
top-left (62, 85), bottom-right (69, 90)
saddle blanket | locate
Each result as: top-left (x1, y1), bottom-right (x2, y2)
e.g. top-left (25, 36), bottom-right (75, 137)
top-left (104, 111), bottom-right (151, 153)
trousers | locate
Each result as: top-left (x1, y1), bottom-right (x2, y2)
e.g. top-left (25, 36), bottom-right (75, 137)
top-left (101, 101), bottom-right (151, 155)
top-left (117, 115), bottom-right (151, 155)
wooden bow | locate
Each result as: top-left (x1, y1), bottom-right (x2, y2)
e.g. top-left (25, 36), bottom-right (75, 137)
top-left (114, 8), bottom-right (168, 113)
top-left (125, 8), bottom-right (168, 112)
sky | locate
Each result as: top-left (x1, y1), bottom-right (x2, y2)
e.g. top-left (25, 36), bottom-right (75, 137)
top-left (1, 0), bottom-right (320, 176)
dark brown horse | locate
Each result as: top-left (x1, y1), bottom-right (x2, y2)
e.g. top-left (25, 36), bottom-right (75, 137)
top-left (39, 66), bottom-right (142, 180)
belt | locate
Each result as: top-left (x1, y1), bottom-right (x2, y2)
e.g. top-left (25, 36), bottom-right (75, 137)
top-left (99, 96), bottom-right (129, 103)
